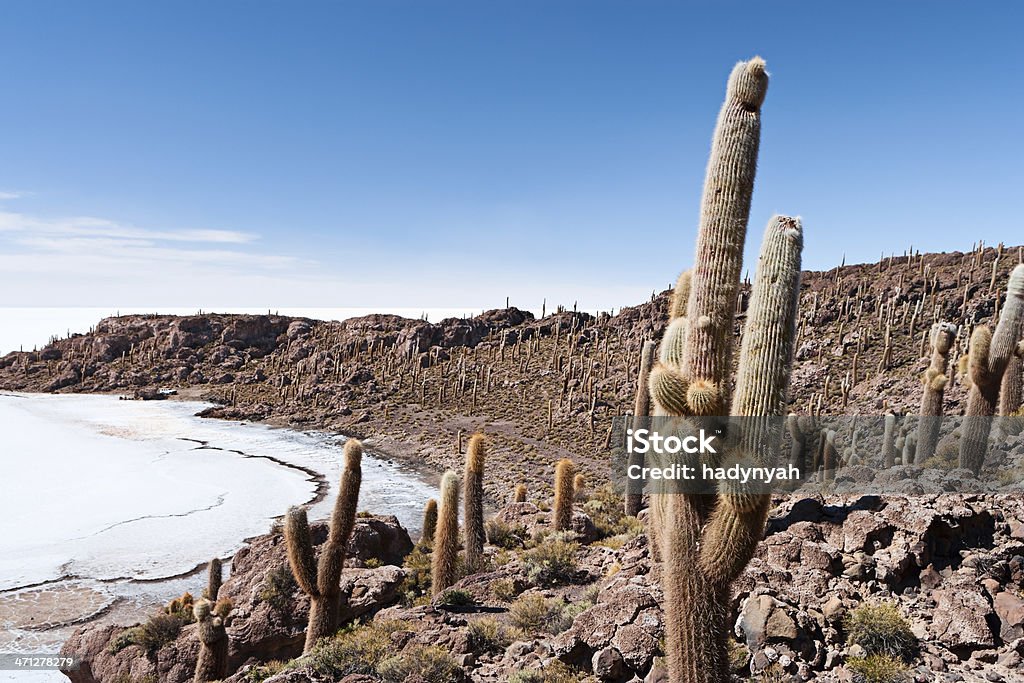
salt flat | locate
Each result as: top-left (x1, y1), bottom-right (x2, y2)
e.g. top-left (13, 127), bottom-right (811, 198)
top-left (0, 392), bottom-right (435, 675)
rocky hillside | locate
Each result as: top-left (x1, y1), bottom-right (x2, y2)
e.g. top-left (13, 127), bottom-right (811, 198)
top-left (1, 241), bottom-right (1020, 498)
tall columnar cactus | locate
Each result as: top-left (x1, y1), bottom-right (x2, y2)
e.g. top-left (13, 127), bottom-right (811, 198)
top-left (645, 55), bottom-right (799, 683)
top-left (651, 173), bottom-right (801, 683)
top-left (552, 458), bottom-right (576, 532)
top-left (421, 498), bottom-right (438, 545)
top-left (431, 471), bottom-right (460, 597)
top-left (998, 340), bottom-right (1024, 416)
top-left (192, 599), bottom-right (229, 683)
top-left (916, 322), bottom-right (958, 462)
top-left (284, 438), bottom-right (363, 653)
top-left (463, 433), bottom-right (487, 571)
top-left (960, 265), bottom-right (1024, 473)
top-left (626, 339), bottom-right (657, 516)
top-left (205, 558), bottom-right (222, 601)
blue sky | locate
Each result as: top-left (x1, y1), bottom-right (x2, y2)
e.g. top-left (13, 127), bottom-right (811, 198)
top-left (1, 1), bottom-right (1022, 314)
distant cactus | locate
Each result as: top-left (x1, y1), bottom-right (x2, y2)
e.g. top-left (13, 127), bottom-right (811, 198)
top-left (421, 498), bottom-right (438, 545)
top-left (552, 458), bottom-right (576, 532)
top-left (573, 473), bottom-right (586, 501)
top-left (193, 599), bottom-right (229, 682)
top-left (513, 483), bottom-right (527, 503)
top-left (916, 322), bottom-right (957, 462)
top-left (960, 265), bottom-right (1024, 473)
top-left (463, 433), bottom-right (487, 571)
top-left (431, 471), bottom-right (460, 597)
top-left (284, 438), bottom-right (362, 652)
top-left (881, 412), bottom-right (897, 468)
top-left (626, 339), bottom-right (657, 517)
top-left (204, 558), bottom-right (222, 602)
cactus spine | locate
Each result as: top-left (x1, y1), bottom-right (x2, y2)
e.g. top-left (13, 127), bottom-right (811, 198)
top-left (284, 438), bottom-right (362, 652)
top-left (916, 322), bottom-right (957, 462)
top-left (431, 471), bottom-right (460, 597)
top-left (960, 265), bottom-right (1024, 473)
top-left (421, 498), bottom-right (438, 545)
top-left (648, 57), bottom-right (801, 683)
top-left (463, 433), bottom-right (486, 571)
top-left (192, 599), bottom-right (229, 682)
top-left (552, 458), bottom-right (575, 532)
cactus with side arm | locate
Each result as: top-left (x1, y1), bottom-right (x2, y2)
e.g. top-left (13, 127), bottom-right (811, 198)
top-left (960, 265), bottom-right (1024, 473)
top-left (284, 439), bottom-right (362, 652)
top-left (916, 322), bottom-right (957, 462)
top-left (646, 57), bottom-right (807, 683)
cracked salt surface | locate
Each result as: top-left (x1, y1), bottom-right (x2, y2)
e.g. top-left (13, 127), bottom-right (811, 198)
top-left (0, 392), bottom-right (436, 680)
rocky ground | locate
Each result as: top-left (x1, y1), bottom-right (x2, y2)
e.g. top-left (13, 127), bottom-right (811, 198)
top-left (56, 491), bottom-right (1024, 682)
top-left (5, 241), bottom-right (1024, 681)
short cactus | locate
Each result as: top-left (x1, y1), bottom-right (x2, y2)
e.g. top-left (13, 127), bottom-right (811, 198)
top-left (513, 483), bottom-right (527, 503)
top-left (284, 438), bottom-right (362, 652)
top-left (192, 599), bottom-right (229, 682)
top-left (552, 458), bottom-right (575, 532)
top-left (916, 322), bottom-right (957, 462)
top-left (960, 265), bottom-right (1024, 473)
top-left (463, 433), bottom-right (487, 571)
top-left (204, 558), bottom-right (222, 601)
top-left (431, 471), bottom-right (460, 597)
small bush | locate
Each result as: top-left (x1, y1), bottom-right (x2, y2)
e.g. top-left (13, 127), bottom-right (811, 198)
top-left (306, 620), bottom-right (411, 677)
top-left (364, 557), bottom-right (382, 569)
top-left (844, 603), bottom-right (917, 660)
top-left (583, 484), bottom-right (634, 538)
top-left (110, 614), bottom-right (185, 656)
top-left (523, 537), bottom-right (579, 586)
top-left (376, 645), bottom-right (459, 683)
top-left (491, 578), bottom-right (520, 602)
top-left (399, 545), bottom-right (433, 604)
top-left (244, 660), bottom-right (288, 682)
top-left (486, 519), bottom-right (527, 549)
top-left (467, 617), bottom-right (512, 653)
top-left (848, 654), bottom-right (910, 683)
top-left (437, 588), bottom-right (475, 607)
top-left (508, 661), bottom-right (583, 683)
top-left (259, 564), bottom-right (297, 611)
top-left (508, 594), bottom-right (574, 635)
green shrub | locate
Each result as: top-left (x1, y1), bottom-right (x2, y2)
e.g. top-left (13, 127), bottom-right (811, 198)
top-left (522, 536), bottom-right (579, 586)
top-left (508, 594), bottom-right (575, 635)
top-left (259, 564), bottom-right (297, 611)
top-left (844, 603), bottom-right (917, 660)
top-left (376, 645), bottom-right (459, 683)
top-left (244, 660), bottom-right (288, 682)
top-left (486, 519), bottom-right (527, 549)
top-left (491, 578), bottom-right (520, 602)
top-left (467, 617), bottom-right (512, 653)
top-left (508, 661), bottom-right (583, 683)
top-left (583, 484), bottom-right (635, 538)
top-left (848, 654), bottom-right (910, 683)
top-left (399, 545), bottom-right (433, 604)
top-left (110, 614), bottom-right (185, 656)
top-left (436, 588), bottom-right (475, 607)
top-left (306, 620), bottom-right (411, 677)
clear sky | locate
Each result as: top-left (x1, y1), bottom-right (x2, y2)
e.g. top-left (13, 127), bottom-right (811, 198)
top-left (2, 1), bottom-right (1022, 315)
